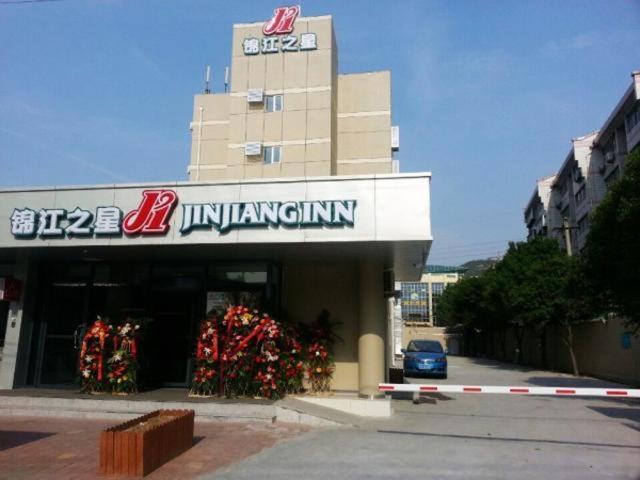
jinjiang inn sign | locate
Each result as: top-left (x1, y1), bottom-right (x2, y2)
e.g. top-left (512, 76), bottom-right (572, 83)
top-left (243, 5), bottom-right (318, 56)
top-left (9, 189), bottom-right (357, 239)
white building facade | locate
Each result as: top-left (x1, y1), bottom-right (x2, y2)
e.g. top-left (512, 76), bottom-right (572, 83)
top-left (524, 71), bottom-right (640, 253)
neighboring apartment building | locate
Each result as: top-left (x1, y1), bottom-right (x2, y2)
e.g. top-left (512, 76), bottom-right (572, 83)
top-left (524, 174), bottom-right (557, 241)
top-left (400, 265), bottom-right (465, 326)
top-left (187, 13), bottom-right (399, 181)
top-left (521, 71), bottom-right (640, 386)
top-left (525, 71), bottom-right (640, 253)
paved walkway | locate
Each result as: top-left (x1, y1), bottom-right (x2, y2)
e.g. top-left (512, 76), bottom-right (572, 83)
top-left (0, 416), bottom-right (307, 480)
top-left (207, 357), bottom-right (640, 479)
top-left (1, 358), bottom-right (638, 479)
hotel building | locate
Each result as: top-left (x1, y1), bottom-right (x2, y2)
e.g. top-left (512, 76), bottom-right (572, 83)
top-left (188, 14), bottom-right (398, 181)
top-left (0, 7), bottom-right (431, 398)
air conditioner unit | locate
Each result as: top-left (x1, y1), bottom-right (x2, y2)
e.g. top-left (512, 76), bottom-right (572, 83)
top-left (605, 152), bottom-right (615, 163)
top-left (391, 126), bottom-right (400, 151)
top-left (244, 142), bottom-right (262, 156)
top-left (247, 89), bottom-right (263, 103)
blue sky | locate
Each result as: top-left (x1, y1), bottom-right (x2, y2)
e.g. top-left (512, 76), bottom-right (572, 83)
top-left (1, 0), bottom-right (639, 264)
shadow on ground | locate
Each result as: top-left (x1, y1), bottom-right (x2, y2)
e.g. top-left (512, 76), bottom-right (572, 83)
top-left (467, 357), bottom-right (537, 373)
top-left (389, 391), bottom-right (454, 404)
top-left (0, 431), bottom-right (54, 451)
top-left (526, 376), bottom-right (624, 388)
top-left (588, 405), bottom-right (640, 432)
top-left (376, 429), bottom-right (640, 449)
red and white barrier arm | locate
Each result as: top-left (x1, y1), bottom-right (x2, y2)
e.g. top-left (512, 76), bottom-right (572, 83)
top-left (378, 383), bottom-right (640, 398)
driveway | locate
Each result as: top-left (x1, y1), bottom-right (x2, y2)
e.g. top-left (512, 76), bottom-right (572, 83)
top-left (206, 356), bottom-right (640, 479)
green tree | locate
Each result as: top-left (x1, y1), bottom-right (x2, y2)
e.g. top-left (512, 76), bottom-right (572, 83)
top-left (438, 270), bottom-right (509, 358)
top-left (482, 269), bottom-right (510, 360)
top-left (438, 276), bottom-right (488, 356)
top-left (438, 237), bottom-right (601, 374)
top-left (493, 238), bottom-right (569, 365)
top-left (583, 148), bottom-right (640, 332)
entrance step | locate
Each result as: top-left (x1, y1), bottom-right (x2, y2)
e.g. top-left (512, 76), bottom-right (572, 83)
top-left (0, 394), bottom-right (347, 427)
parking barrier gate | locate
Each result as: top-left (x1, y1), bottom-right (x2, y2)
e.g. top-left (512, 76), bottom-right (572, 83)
top-left (378, 383), bottom-right (640, 397)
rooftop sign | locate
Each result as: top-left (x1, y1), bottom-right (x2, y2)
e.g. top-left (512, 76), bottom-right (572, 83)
top-left (243, 5), bottom-right (316, 55)
top-left (263, 5), bottom-right (300, 36)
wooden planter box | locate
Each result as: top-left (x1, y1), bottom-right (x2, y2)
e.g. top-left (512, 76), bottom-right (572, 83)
top-left (100, 409), bottom-right (195, 477)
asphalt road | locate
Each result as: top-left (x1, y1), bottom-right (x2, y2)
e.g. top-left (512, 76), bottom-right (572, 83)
top-left (207, 357), bottom-right (640, 480)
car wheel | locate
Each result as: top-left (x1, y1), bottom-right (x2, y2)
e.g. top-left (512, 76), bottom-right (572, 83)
top-left (442, 373), bottom-right (448, 380)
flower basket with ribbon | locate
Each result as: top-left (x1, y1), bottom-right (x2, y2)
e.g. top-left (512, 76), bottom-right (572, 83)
top-left (78, 317), bottom-right (112, 394)
top-left (107, 318), bottom-right (142, 395)
top-left (189, 314), bottom-right (219, 397)
top-left (189, 306), bottom-right (305, 400)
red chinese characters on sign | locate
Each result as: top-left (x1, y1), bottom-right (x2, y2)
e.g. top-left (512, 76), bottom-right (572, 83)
top-left (122, 189), bottom-right (178, 235)
top-left (263, 5), bottom-right (300, 36)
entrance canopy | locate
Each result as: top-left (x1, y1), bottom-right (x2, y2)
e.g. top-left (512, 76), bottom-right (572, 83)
top-left (0, 173), bottom-right (432, 281)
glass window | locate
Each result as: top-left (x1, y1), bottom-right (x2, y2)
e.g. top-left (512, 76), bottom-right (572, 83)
top-left (208, 264), bottom-right (268, 285)
top-left (265, 94), bottom-right (283, 113)
top-left (48, 263), bottom-right (91, 286)
top-left (577, 215), bottom-right (590, 236)
top-left (400, 282), bottom-right (428, 322)
top-left (626, 101), bottom-right (640, 133)
top-left (263, 146), bottom-right (281, 164)
top-left (605, 166), bottom-right (620, 189)
top-left (603, 135), bottom-right (616, 156)
top-left (431, 282), bottom-right (445, 325)
top-left (431, 282), bottom-right (445, 296)
top-left (574, 186), bottom-right (586, 205)
top-left (407, 340), bottom-right (443, 353)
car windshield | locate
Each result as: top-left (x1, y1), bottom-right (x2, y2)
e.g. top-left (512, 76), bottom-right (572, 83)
top-left (407, 341), bottom-right (443, 353)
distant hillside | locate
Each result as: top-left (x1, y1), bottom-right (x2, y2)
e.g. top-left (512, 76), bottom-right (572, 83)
top-left (460, 258), bottom-right (499, 277)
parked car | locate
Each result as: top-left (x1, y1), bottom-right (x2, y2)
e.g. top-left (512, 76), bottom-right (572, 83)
top-left (402, 340), bottom-right (447, 379)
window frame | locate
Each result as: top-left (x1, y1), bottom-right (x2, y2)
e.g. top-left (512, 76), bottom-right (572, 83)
top-left (574, 185), bottom-right (586, 205)
top-left (263, 145), bottom-right (282, 165)
top-left (264, 94), bottom-right (283, 113)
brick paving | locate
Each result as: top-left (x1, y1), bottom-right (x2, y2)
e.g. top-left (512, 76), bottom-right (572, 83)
top-left (0, 416), bottom-right (309, 479)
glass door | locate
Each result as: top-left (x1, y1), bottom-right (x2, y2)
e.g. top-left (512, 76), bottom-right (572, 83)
top-left (35, 264), bottom-right (91, 387)
top-left (37, 287), bottom-right (89, 386)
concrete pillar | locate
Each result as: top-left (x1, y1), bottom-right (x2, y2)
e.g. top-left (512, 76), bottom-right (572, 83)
top-left (357, 259), bottom-right (386, 398)
top-left (0, 254), bottom-right (30, 389)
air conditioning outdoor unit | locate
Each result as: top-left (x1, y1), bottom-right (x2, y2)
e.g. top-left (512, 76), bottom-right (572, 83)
top-left (247, 89), bottom-right (263, 103)
top-left (244, 142), bottom-right (262, 156)
top-left (605, 152), bottom-right (615, 163)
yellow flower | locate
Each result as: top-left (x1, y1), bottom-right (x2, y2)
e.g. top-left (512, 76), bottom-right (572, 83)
top-left (122, 376), bottom-right (128, 381)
